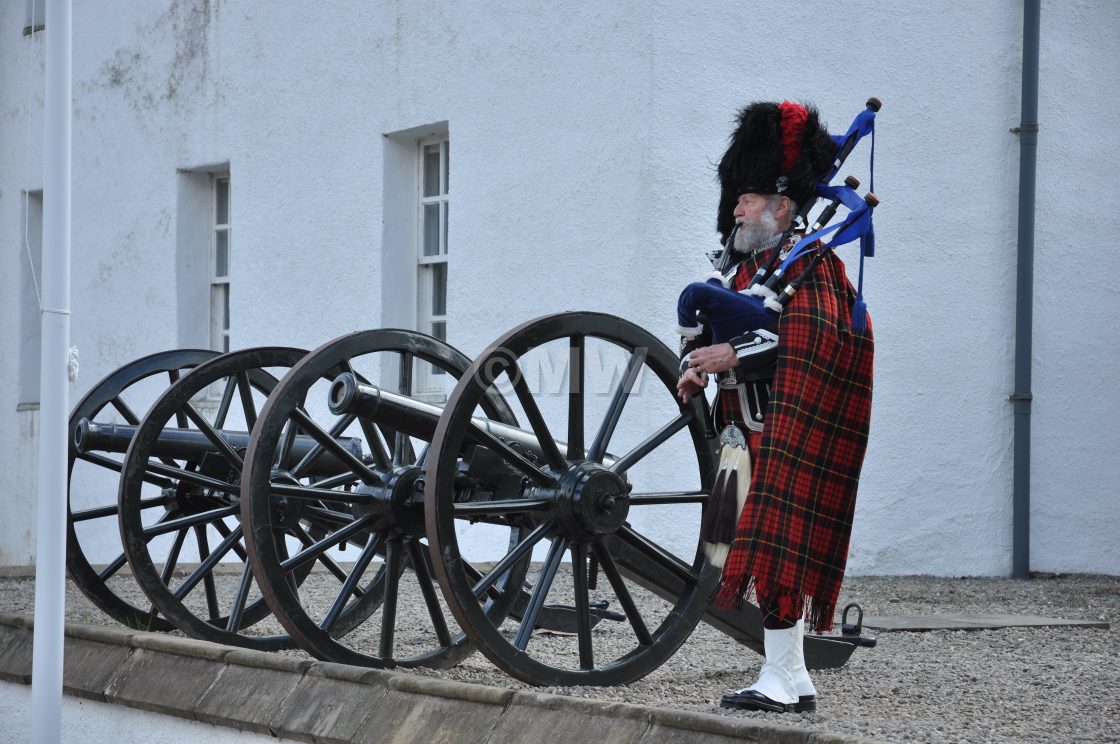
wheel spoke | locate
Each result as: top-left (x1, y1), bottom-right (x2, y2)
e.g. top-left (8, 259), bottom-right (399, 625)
top-left (281, 516), bottom-right (376, 574)
top-left (513, 536), bottom-right (568, 651)
top-left (159, 528), bottom-right (189, 585)
top-left (627, 491), bottom-right (708, 506)
top-left (274, 419), bottom-right (298, 471)
top-left (301, 504), bottom-right (363, 526)
top-left (571, 542), bottom-right (595, 669)
top-left (608, 413), bottom-right (692, 474)
top-left (96, 552), bottom-right (128, 582)
top-left (269, 482), bottom-right (378, 505)
top-left (142, 460), bottom-right (238, 494)
top-left (290, 413), bottom-right (356, 478)
top-left (616, 524), bottom-right (697, 586)
top-left (292, 409), bottom-right (379, 485)
top-left (466, 423), bottom-right (556, 488)
top-left (168, 371), bottom-right (189, 428)
top-left (174, 524), bottom-right (241, 611)
top-left (363, 417), bottom-right (393, 470)
top-left (75, 451), bottom-right (174, 490)
top-left (567, 335), bottom-right (585, 460)
top-left (587, 348), bottom-right (647, 463)
top-left (452, 498), bottom-right (552, 517)
top-left (225, 561), bottom-right (255, 633)
top-left (592, 542), bottom-right (652, 646)
top-left (378, 537), bottom-right (403, 659)
top-left (109, 395), bottom-right (140, 425)
top-left (462, 562), bottom-right (505, 602)
top-left (407, 538), bottom-right (453, 648)
top-left (198, 526), bottom-right (228, 620)
top-left (470, 521), bottom-right (552, 599)
top-left (507, 361), bottom-right (565, 471)
top-left (213, 375), bottom-right (239, 429)
top-left (143, 505), bottom-right (239, 539)
top-left (393, 352), bottom-right (416, 466)
top-left (211, 518), bottom-right (250, 563)
top-left (71, 503), bottom-right (121, 522)
top-left (306, 471), bottom-right (365, 491)
top-left (236, 370), bottom-right (258, 430)
top-left (319, 533), bottom-right (383, 631)
top-left (183, 402), bottom-right (244, 469)
top-left (169, 523), bottom-right (234, 603)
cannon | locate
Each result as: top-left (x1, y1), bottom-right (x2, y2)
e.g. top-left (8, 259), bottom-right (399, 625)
top-left (66, 315), bottom-right (874, 687)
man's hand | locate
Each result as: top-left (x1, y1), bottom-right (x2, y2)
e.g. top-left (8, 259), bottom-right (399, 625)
top-left (677, 367), bottom-right (709, 403)
top-left (686, 343), bottom-right (740, 375)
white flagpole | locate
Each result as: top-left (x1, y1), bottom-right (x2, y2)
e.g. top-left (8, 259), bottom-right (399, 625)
top-left (31, 0), bottom-right (72, 741)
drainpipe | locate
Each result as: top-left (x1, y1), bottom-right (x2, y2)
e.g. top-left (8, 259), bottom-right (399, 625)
top-left (31, 0), bottom-right (72, 741)
top-left (1011, 0), bottom-right (1040, 580)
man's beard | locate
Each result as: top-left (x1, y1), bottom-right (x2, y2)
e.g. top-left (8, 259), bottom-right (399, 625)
top-left (732, 209), bottom-right (780, 255)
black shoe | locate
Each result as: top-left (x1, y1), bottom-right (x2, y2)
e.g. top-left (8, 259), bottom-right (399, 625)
top-left (720, 689), bottom-right (817, 713)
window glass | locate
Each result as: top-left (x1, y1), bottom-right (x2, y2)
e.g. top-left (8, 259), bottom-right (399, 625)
top-left (215, 230), bottom-right (229, 277)
top-left (431, 262), bottom-right (447, 316)
top-left (423, 145), bottom-right (441, 197)
top-left (423, 204), bottom-right (440, 256)
top-left (216, 179), bottom-right (229, 224)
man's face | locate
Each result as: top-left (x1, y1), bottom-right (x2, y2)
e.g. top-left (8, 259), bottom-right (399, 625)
top-left (732, 193), bottom-right (780, 254)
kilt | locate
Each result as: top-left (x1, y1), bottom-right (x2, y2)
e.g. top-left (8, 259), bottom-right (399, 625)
top-left (714, 247), bottom-right (874, 632)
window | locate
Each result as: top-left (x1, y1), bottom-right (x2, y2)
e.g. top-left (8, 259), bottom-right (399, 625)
top-left (18, 191), bottom-right (43, 407)
top-left (210, 176), bottom-right (230, 352)
top-left (417, 137), bottom-right (449, 389)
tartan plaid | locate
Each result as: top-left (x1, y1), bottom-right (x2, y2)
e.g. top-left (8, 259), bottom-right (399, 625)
top-left (713, 244), bottom-right (874, 632)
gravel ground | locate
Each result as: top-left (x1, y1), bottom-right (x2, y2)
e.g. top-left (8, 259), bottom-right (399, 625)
top-left (1, 571), bottom-right (1117, 743)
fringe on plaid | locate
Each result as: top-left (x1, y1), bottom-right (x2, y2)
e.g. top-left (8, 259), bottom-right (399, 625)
top-left (712, 573), bottom-right (837, 634)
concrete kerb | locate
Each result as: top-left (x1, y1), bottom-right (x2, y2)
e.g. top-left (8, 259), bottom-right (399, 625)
top-left (0, 614), bottom-right (878, 743)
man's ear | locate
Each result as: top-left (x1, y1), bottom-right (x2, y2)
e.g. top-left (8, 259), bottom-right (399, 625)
top-left (775, 195), bottom-right (793, 220)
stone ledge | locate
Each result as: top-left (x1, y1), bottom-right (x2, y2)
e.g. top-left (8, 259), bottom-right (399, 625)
top-left (0, 614), bottom-right (877, 744)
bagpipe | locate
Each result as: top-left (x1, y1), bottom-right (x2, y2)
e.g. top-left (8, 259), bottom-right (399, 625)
top-left (677, 97), bottom-right (882, 345)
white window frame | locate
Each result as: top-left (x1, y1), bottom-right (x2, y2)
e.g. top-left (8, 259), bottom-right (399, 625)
top-left (210, 175), bottom-right (231, 353)
top-left (416, 136), bottom-right (449, 397)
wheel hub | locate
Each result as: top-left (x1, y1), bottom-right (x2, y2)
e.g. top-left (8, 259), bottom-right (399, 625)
top-left (353, 465), bottom-right (425, 538)
top-left (173, 452), bottom-right (240, 516)
top-left (552, 462), bottom-right (630, 541)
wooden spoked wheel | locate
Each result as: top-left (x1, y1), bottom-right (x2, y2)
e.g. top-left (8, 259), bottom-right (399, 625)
top-left (425, 312), bottom-right (719, 686)
top-left (117, 347), bottom-right (319, 650)
top-left (67, 349), bottom-right (219, 630)
top-left (241, 329), bottom-right (528, 668)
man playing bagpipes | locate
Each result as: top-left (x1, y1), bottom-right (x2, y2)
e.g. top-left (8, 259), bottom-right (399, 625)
top-left (676, 99), bottom-right (877, 714)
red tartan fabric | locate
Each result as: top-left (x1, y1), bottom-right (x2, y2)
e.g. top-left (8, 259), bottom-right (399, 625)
top-left (714, 244), bottom-right (874, 632)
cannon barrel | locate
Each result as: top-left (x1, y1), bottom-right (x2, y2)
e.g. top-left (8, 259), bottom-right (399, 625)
top-left (328, 372), bottom-right (612, 466)
top-left (74, 418), bottom-right (364, 476)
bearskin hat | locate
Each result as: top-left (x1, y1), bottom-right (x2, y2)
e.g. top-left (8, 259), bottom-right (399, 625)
top-left (716, 101), bottom-right (836, 241)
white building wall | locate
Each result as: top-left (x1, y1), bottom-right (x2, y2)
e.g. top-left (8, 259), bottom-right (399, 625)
top-left (1, 1), bottom-right (1117, 576)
